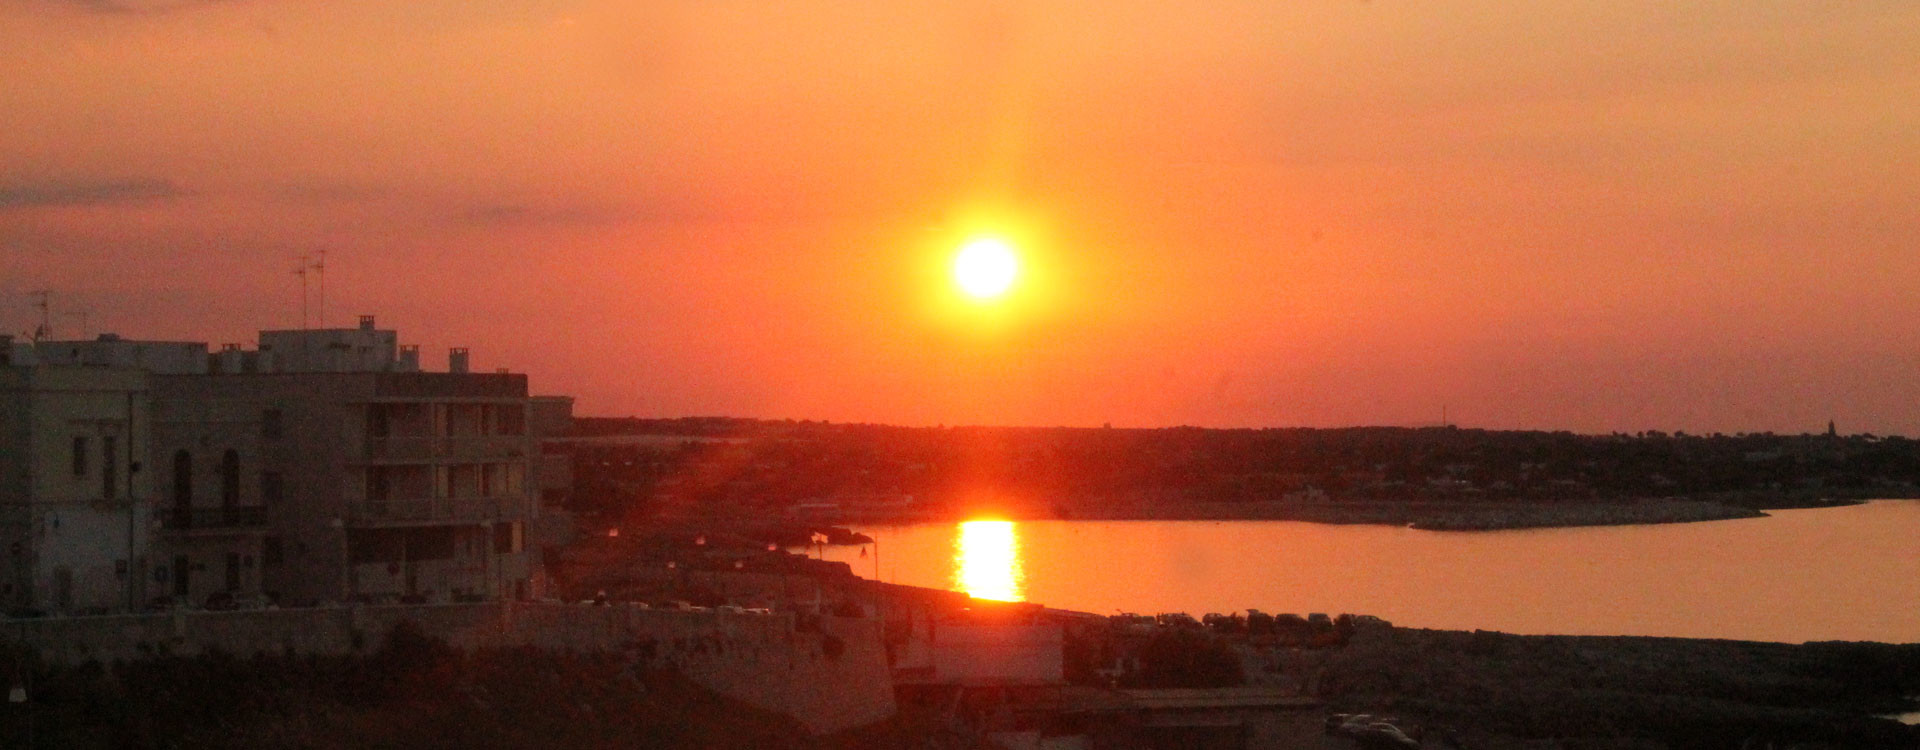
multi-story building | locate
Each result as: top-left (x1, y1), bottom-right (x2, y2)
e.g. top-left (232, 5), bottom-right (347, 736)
top-left (0, 340), bottom-right (155, 614)
top-left (529, 395), bottom-right (579, 594)
top-left (3, 316), bottom-right (561, 610)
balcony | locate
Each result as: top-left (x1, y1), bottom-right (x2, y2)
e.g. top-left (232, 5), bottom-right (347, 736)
top-left (162, 506), bottom-right (268, 533)
top-left (363, 435), bottom-right (526, 462)
top-left (347, 496), bottom-right (525, 526)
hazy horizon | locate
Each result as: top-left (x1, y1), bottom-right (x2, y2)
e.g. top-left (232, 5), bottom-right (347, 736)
top-left (7, 1), bottom-right (1919, 435)
top-left (572, 412), bottom-right (1886, 439)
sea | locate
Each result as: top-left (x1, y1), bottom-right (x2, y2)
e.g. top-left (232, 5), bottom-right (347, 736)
top-left (809, 499), bottom-right (1920, 644)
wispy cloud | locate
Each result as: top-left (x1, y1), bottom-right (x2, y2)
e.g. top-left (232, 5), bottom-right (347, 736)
top-left (0, 178), bottom-right (186, 209)
top-left (50, 0), bottom-right (237, 15)
top-left (452, 202), bottom-right (632, 228)
top-left (265, 181), bottom-right (388, 204)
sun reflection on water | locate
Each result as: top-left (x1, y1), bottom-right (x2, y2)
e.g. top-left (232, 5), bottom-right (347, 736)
top-left (953, 520), bottom-right (1025, 602)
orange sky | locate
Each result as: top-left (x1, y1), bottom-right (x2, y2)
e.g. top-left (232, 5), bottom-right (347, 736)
top-left (4, 1), bottom-right (1919, 433)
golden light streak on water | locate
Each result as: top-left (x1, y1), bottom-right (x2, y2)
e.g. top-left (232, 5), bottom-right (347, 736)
top-left (953, 520), bottom-right (1025, 602)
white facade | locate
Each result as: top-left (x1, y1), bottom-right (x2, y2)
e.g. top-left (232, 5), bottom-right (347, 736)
top-left (0, 365), bottom-right (154, 614)
top-left (31, 335), bottom-right (209, 375)
top-left (1, 318), bottom-right (545, 612)
top-left (258, 315), bottom-right (417, 373)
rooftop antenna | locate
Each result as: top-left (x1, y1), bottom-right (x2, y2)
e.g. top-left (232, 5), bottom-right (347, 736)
top-left (63, 309), bottom-right (92, 339)
top-left (28, 290), bottom-right (51, 342)
top-left (312, 248), bottom-right (327, 328)
top-left (293, 254), bottom-right (310, 329)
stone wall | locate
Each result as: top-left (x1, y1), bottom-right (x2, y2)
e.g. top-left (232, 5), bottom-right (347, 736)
top-left (1, 602), bottom-right (896, 735)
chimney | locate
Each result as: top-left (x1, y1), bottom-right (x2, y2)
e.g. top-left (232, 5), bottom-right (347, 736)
top-left (449, 347), bottom-right (470, 374)
top-left (359, 315), bottom-right (376, 331)
top-left (219, 343), bottom-right (244, 374)
top-left (397, 345), bottom-right (420, 372)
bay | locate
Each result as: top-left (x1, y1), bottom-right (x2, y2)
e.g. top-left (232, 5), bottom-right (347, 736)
top-left (812, 500), bottom-right (1920, 643)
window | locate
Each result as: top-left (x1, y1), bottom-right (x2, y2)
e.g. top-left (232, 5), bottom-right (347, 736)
top-left (72, 436), bottom-right (88, 477)
top-left (172, 450), bottom-right (193, 510)
top-left (261, 409), bottom-right (284, 439)
top-left (220, 450), bottom-right (240, 508)
top-left (493, 520), bottom-right (523, 554)
top-left (412, 528), bottom-right (456, 561)
top-left (261, 472), bottom-right (283, 504)
top-left (102, 436), bottom-right (118, 500)
top-left (499, 404), bottom-right (526, 436)
top-left (263, 536), bottom-right (283, 566)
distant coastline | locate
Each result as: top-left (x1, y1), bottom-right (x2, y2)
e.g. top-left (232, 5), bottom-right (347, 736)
top-left (569, 418), bottom-right (1920, 534)
top-left (799, 496), bottom-right (1886, 533)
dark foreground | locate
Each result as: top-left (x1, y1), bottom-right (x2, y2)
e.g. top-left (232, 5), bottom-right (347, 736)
top-left (4, 621), bottom-right (1915, 749)
top-left (1322, 627), bottom-right (1920, 749)
top-left (0, 623), bottom-right (928, 750)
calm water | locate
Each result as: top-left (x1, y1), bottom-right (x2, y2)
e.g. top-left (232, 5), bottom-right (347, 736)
top-left (816, 500), bottom-right (1920, 644)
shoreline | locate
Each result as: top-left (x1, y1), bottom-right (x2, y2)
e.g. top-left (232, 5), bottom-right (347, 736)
top-left (785, 497), bottom-right (1881, 533)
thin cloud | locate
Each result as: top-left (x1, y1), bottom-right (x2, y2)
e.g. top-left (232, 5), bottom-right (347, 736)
top-left (452, 202), bottom-right (632, 228)
top-left (48, 0), bottom-right (237, 14)
top-left (265, 181), bottom-right (389, 204)
top-left (0, 179), bottom-right (187, 209)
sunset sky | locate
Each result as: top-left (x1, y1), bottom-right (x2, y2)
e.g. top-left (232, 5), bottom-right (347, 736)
top-left (5, 1), bottom-right (1918, 434)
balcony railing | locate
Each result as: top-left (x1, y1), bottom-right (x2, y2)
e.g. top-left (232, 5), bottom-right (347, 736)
top-left (163, 506), bottom-right (268, 531)
top-left (348, 496), bottom-right (525, 524)
top-left (364, 435), bottom-right (526, 461)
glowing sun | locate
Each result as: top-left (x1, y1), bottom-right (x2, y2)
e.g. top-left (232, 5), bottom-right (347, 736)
top-left (953, 238), bottom-right (1019, 299)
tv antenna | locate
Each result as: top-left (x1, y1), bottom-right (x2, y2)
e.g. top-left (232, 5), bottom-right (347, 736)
top-left (293, 254), bottom-right (310, 329)
top-left (313, 248), bottom-right (327, 328)
top-left (63, 309), bottom-right (93, 339)
top-left (28, 290), bottom-right (51, 342)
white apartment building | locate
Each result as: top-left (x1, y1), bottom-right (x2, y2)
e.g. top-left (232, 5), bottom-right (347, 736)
top-left (1, 317), bottom-right (567, 611)
top-left (0, 349), bottom-right (155, 615)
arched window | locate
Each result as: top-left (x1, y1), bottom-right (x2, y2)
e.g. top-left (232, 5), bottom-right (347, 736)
top-left (172, 450), bottom-right (193, 525)
top-left (172, 450), bottom-right (192, 504)
top-left (220, 449), bottom-right (240, 509)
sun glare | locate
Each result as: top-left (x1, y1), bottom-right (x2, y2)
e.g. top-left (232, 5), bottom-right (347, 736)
top-left (953, 238), bottom-right (1019, 299)
top-left (953, 520), bottom-right (1024, 602)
